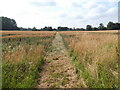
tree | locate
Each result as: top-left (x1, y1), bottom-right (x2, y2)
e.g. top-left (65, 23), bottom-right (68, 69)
top-left (86, 25), bottom-right (92, 31)
top-left (42, 26), bottom-right (53, 31)
top-left (47, 27), bottom-right (52, 31)
top-left (98, 23), bottom-right (105, 30)
top-left (57, 27), bottom-right (69, 31)
top-left (32, 27), bottom-right (37, 31)
top-left (107, 22), bottom-right (120, 30)
top-left (114, 23), bottom-right (120, 30)
top-left (1, 16), bottom-right (18, 30)
top-left (93, 27), bottom-right (98, 31)
top-left (107, 21), bottom-right (114, 30)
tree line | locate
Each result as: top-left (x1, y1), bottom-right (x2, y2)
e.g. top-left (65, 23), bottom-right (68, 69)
top-left (1, 16), bottom-right (120, 31)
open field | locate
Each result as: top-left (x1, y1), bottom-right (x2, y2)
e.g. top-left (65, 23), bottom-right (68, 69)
top-left (1, 30), bottom-right (118, 36)
top-left (0, 31), bottom-right (56, 38)
top-left (60, 31), bottom-right (119, 88)
top-left (1, 30), bottom-right (119, 88)
top-left (1, 31), bottom-right (56, 35)
top-left (59, 30), bottom-right (119, 36)
top-left (1, 31), bottom-right (56, 88)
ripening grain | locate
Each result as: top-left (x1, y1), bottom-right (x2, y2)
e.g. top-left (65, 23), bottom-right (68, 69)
top-left (60, 31), bottom-right (118, 88)
top-left (2, 31), bottom-right (56, 88)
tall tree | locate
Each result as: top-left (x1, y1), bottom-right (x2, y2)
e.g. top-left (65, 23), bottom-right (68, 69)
top-left (107, 21), bottom-right (114, 30)
top-left (114, 23), bottom-right (120, 30)
top-left (86, 25), bottom-right (92, 31)
top-left (98, 23), bottom-right (105, 30)
top-left (1, 16), bottom-right (18, 30)
top-left (32, 27), bottom-right (37, 31)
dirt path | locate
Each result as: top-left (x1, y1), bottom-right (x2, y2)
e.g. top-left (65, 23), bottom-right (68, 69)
top-left (37, 32), bottom-right (87, 88)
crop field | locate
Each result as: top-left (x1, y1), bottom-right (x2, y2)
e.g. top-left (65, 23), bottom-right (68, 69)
top-left (60, 30), bottom-right (119, 88)
top-left (1, 30), bottom-right (119, 88)
top-left (1, 31), bottom-right (56, 88)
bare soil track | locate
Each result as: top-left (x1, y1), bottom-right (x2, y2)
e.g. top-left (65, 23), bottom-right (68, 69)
top-left (37, 32), bottom-right (87, 88)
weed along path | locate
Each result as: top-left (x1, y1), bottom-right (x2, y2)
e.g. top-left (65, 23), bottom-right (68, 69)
top-left (37, 32), bottom-right (87, 88)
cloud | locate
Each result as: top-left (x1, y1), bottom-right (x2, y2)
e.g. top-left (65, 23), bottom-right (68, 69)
top-left (31, 1), bottom-right (57, 7)
top-left (0, 0), bottom-right (118, 28)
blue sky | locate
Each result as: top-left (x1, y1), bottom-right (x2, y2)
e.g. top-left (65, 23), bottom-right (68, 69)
top-left (0, 0), bottom-right (119, 28)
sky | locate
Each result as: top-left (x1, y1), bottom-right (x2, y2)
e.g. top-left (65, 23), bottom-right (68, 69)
top-left (0, 0), bottom-right (119, 28)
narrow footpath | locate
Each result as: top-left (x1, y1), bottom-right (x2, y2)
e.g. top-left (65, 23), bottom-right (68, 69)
top-left (37, 32), bottom-right (87, 88)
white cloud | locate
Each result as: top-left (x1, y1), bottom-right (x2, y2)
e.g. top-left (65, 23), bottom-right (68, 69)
top-left (0, 0), bottom-right (118, 28)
